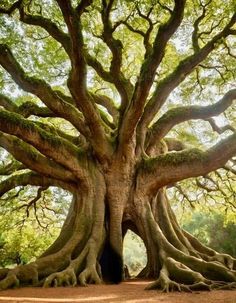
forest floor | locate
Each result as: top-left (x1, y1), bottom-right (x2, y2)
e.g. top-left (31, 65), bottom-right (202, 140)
top-left (0, 280), bottom-right (235, 303)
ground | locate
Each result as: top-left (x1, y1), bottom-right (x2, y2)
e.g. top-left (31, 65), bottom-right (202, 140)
top-left (0, 280), bottom-right (235, 303)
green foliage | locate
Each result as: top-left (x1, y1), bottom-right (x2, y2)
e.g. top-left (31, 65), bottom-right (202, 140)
top-left (0, 186), bottom-right (70, 267)
top-left (0, 224), bottom-right (53, 267)
top-left (182, 211), bottom-right (236, 258)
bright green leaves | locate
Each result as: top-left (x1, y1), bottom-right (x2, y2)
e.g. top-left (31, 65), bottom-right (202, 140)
top-left (0, 185), bottom-right (70, 267)
top-left (182, 211), bottom-right (236, 257)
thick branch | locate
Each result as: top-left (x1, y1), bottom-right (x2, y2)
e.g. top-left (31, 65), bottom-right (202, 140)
top-left (55, 1), bottom-right (112, 159)
top-left (138, 12), bottom-right (236, 142)
top-left (0, 109), bottom-right (86, 179)
top-left (148, 89), bottom-right (236, 149)
top-left (0, 94), bottom-right (19, 112)
top-left (139, 133), bottom-right (236, 193)
top-left (0, 131), bottom-right (75, 182)
top-left (100, 0), bottom-right (131, 108)
top-left (119, 0), bottom-right (186, 150)
top-left (0, 44), bottom-right (87, 136)
top-left (0, 93), bottom-right (57, 118)
top-left (32, 121), bottom-right (83, 146)
top-left (0, 172), bottom-right (75, 198)
top-left (0, 94), bottom-right (83, 145)
top-left (92, 93), bottom-right (119, 123)
top-left (86, 54), bottom-right (114, 83)
top-left (18, 102), bottom-right (57, 118)
top-left (0, 160), bottom-right (24, 176)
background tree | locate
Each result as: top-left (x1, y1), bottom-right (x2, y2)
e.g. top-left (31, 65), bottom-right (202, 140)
top-left (0, 0), bottom-right (236, 292)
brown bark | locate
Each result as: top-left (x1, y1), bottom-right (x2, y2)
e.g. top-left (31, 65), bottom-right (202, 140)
top-left (129, 187), bottom-right (236, 291)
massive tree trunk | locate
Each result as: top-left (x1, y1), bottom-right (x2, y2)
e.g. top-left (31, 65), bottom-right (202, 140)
top-left (1, 159), bottom-right (236, 291)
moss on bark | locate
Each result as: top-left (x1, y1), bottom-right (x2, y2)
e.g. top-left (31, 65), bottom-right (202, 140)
top-left (0, 173), bottom-right (236, 292)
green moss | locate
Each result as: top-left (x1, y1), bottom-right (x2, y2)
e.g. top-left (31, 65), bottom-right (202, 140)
top-left (142, 148), bottom-right (207, 171)
top-left (38, 128), bottom-right (63, 147)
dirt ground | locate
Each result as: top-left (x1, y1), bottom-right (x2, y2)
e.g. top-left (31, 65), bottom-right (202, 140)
top-left (0, 280), bottom-right (235, 303)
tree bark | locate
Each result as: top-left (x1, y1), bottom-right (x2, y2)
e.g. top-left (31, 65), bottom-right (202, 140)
top-left (1, 159), bottom-right (236, 291)
top-left (130, 187), bottom-right (236, 291)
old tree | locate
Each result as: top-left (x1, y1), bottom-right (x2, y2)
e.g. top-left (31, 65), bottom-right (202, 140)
top-left (0, 0), bottom-right (236, 292)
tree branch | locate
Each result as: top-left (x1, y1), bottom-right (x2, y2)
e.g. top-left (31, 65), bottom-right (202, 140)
top-left (0, 44), bottom-right (88, 136)
top-left (147, 89), bottom-right (236, 149)
top-left (0, 109), bottom-right (87, 179)
top-left (0, 93), bottom-right (84, 145)
top-left (0, 1), bottom-right (72, 55)
top-left (138, 11), bottom-right (236, 147)
top-left (139, 132), bottom-right (236, 193)
top-left (0, 93), bottom-right (58, 118)
top-left (0, 172), bottom-right (76, 198)
top-left (113, 4), bottom-right (154, 57)
top-left (99, 0), bottom-right (133, 110)
top-left (0, 94), bottom-right (19, 112)
top-left (119, 0), bottom-right (186, 152)
top-left (76, 0), bottom-right (93, 16)
top-left (54, 0), bottom-right (112, 160)
top-left (0, 0), bottom-right (22, 15)
top-left (0, 131), bottom-right (75, 182)
top-left (15, 186), bottom-right (48, 220)
top-left (192, 0), bottom-right (212, 52)
top-left (85, 53), bottom-right (114, 83)
top-left (206, 118), bottom-right (235, 134)
top-left (0, 160), bottom-right (25, 176)
top-left (18, 9), bottom-right (71, 55)
top-left (91, 93), bottom-right (119, 123)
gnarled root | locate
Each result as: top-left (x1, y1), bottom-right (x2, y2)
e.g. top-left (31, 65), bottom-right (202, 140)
top-left (43, 268), bottom-right (77, 287)
top-left (42, 229), bottom-right (104, 288)
top-left (78, 265), bottom-right (102, 286)
top-left (134, 193), bottom-right (236, 292)
top-left (0, 234), bottom-right (104, 290)
top-left (0, 263), bottom-right (38, 290)
top-left (145, 264), bottom-right (193, 292)
top-left (145, 257), bottom-right (234, 293)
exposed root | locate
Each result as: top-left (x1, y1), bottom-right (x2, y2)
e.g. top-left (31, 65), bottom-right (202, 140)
top-left (149, 260), bottom-right (236, 292)
top-left (208, 253), bottom-right (235, 270)
top-left (43, 268), bottom-right (77, 287)
top-left (216, 282), bottom-right (236, 290)
top-left (145, 265), bottom-right (192, 292)
top-left (0, 269), bottom-right (9, 280)
top-left (0, 272), bottom-right (19, 290)
top-left (145, 262), bottom-right (223, 292)
top-left (0, 263), bottom-right (38, 290)
top-left (78, 265), bottom-right (102, 286)
top-left (145, 256), bottom-right (236, 293)
top-left (0, 243), bottom-right (102, 290)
